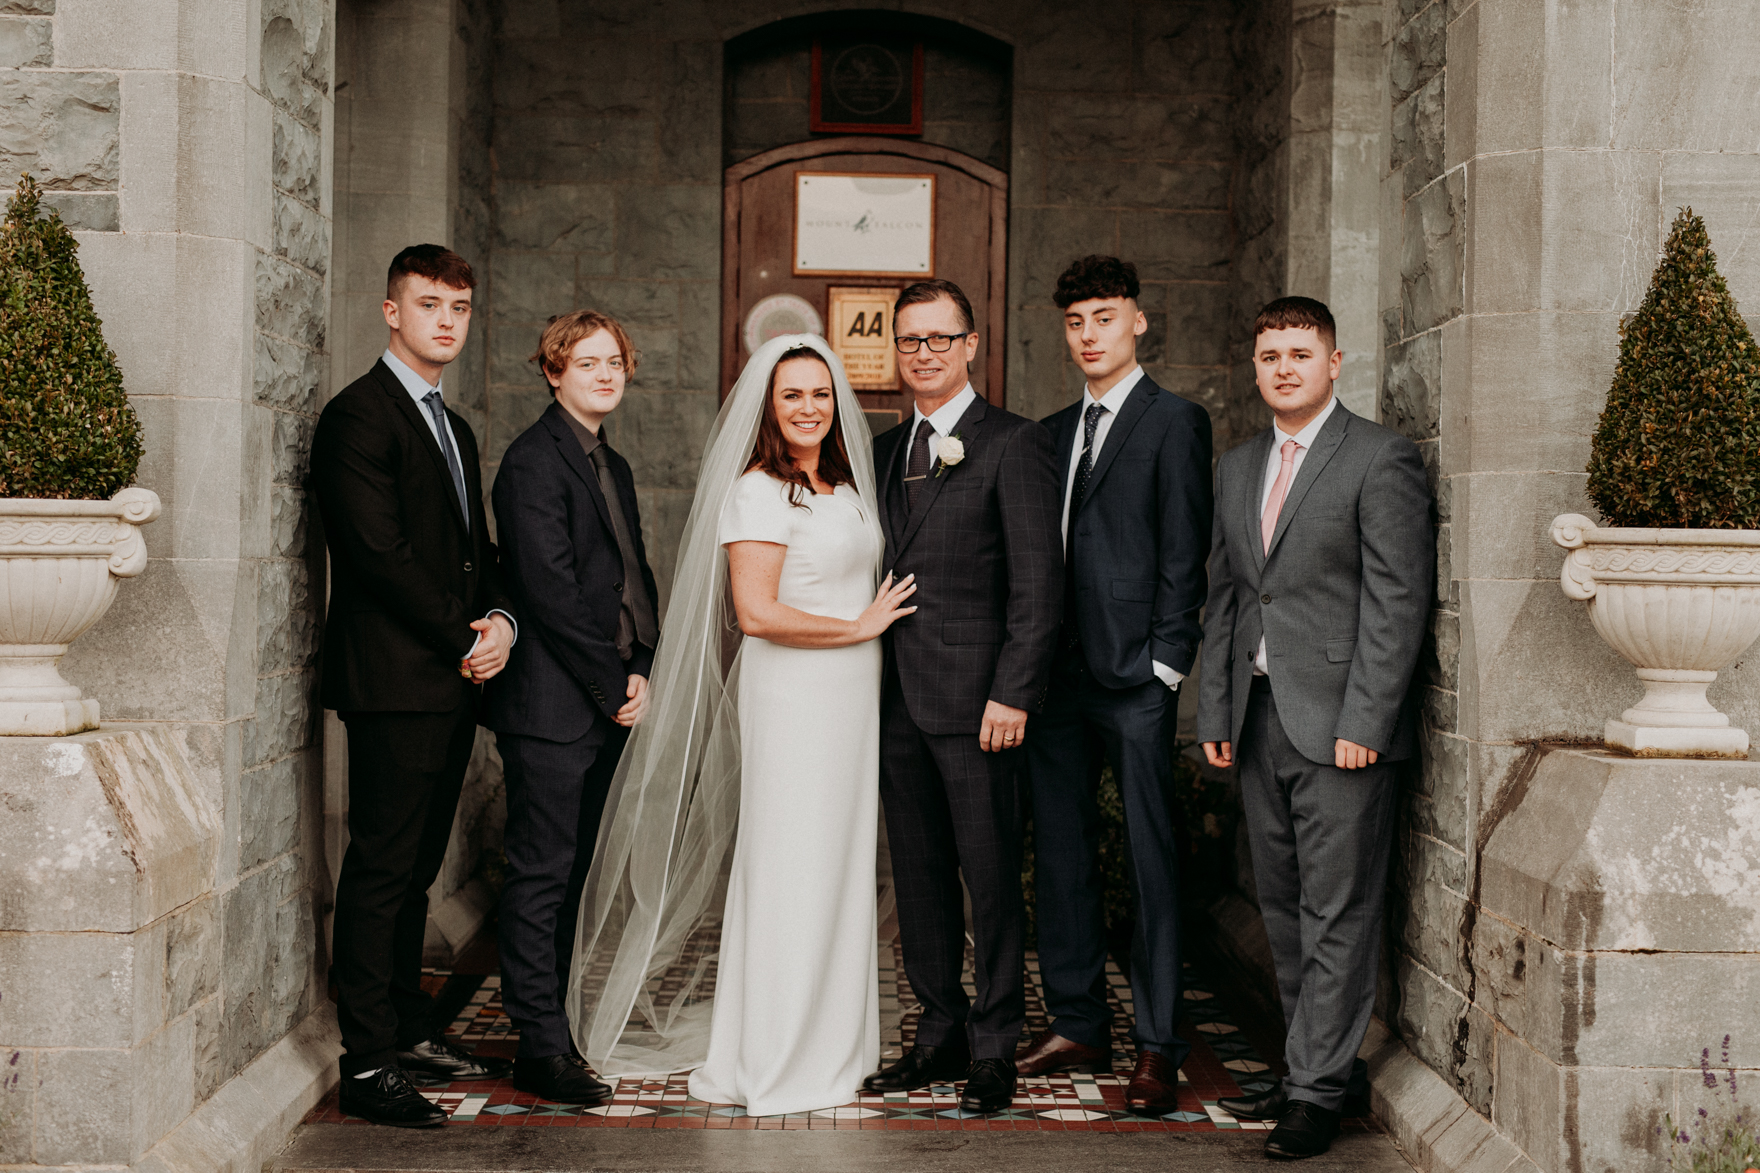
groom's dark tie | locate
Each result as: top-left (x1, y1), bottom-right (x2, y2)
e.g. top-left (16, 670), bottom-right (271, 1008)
top-left (905, 418), bottom-right (934, 511)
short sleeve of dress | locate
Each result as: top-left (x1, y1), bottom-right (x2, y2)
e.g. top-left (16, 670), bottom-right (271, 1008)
top-left (720, 471), bottom-right (794, 547)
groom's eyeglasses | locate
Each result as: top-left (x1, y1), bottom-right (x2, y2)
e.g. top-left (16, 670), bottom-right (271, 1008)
top-left (894, 332), bottom-right (971, 354)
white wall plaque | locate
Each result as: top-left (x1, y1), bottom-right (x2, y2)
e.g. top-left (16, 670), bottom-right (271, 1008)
top-left (794, 173), bottom-right (935, 278)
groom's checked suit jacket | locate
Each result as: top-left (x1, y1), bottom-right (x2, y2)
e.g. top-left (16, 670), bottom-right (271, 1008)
top-left (875, 396), bottom-right (1064, 733)
top-left (1196, 400), bottom-right (1433, 764)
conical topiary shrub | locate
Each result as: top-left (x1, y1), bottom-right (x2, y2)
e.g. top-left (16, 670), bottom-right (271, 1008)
top-left (0, 172), bottom-right (143, 500)
top-left (1585, 207), bottom-right (1760, 529)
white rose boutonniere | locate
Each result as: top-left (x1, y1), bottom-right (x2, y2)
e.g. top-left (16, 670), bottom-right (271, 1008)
top-left (936, 433), bottom-right (966, 476)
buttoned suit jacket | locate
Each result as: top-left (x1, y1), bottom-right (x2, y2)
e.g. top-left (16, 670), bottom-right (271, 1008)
top-left (1195, 401), bottom-right (1433, 764)
top-left (1042, 373), bottom-right (1214, 687)
top-left (483, 403), bottom-right (659, 742)
top-left (312, 358), bottom-right (513, 714)
top-left (873, 396), bottom-right (1064, 736)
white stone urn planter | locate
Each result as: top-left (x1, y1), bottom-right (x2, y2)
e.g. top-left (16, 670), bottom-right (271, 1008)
top-left (0, 487), bottom-right (161, 736)
top-left (1552, 513), bottom-right (1760, 758)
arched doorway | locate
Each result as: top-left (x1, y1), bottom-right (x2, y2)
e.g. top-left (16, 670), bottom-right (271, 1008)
top-left (720, 136), bottom-right (1008, 431)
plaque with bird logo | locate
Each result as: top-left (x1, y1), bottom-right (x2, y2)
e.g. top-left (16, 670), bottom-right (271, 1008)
top-left (810, 37), bottom-right (924, 135)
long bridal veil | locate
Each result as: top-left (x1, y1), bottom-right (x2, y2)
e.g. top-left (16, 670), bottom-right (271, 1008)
top-left (565, 333), bottom-right (885, 1075)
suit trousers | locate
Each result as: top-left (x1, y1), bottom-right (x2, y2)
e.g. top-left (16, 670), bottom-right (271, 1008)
top-left (1239, 677), bottom-right (1396, 1111)
top-left (332, 699), bottom-right (480, 1075)
top-left (1024, 648), bottom-right (1189, 1063)
top-left (496, 717), bottom-right (628, 1058)
top-left (879, 670), bottom-right (1026, 1060)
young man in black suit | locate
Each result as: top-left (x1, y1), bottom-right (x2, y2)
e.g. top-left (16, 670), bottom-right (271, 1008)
top-left (861, 279), bottom-right (1064, 1114)
top-left (312, 244), bottom-right (517, 1127)
top-left (1020, 256), bottom-right (1214, 1114)
top-left (483, 310), bottom-right (658, 1105)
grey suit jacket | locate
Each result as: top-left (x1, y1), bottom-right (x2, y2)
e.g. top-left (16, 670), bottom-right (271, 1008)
top-left (1195, 401), bottom-right (1434, 764)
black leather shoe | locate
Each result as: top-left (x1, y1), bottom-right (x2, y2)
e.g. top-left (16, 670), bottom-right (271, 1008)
top-left (1218, 1085), bottom-right (1287, 1120)
top-left (395, 1033), bottom-right (513, 1081)
top-left (338, 1067), bottom-right (447, 1128)
top-left (959, 1058), bottom-right (1017, 1113)
top-left (862, 1042), bottom-right (972, 1092)
top-left (1265, 1099), bottom-right (1341, 1160)
top-left (513, 1054), bottom-right (614, 1105)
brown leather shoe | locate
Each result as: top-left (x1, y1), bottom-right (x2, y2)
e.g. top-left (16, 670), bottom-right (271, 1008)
top-left (1125, 1051), bottom-right (1182, 1115)
top-left (1014, 1029), bottom-right (1111, 1076)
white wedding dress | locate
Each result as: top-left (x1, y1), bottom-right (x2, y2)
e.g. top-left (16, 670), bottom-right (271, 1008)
top-left (686, 470), bottom-right (883, 1116)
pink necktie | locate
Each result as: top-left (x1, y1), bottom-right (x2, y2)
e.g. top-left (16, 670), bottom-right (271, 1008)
top-left (1262, 439), bottom-right (1300, 554)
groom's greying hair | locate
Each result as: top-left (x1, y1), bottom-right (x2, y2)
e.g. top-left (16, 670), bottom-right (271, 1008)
top-left (1053, 255), bottom-right (1140, 308)
top-left (894, 279), bottom-right (975, 334)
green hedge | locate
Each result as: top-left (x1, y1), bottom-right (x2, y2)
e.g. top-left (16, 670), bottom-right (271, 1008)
top-left (1586, 207), bottom-right (1760, 529)
top-left (0, 173), bottom-right (142, 500)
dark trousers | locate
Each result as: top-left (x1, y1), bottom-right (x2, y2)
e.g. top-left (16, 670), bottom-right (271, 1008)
top-left (1239, 677), bottom-right (1395, 1112)
top-left (496, 717), bottom-right (627, 1058)
top-left (879, 671), bottom-right (1026, 1060)
top-left (332, 699), bottom-right (479, 1075)
top-left (1024, 648), bottom-right (1188, 1063)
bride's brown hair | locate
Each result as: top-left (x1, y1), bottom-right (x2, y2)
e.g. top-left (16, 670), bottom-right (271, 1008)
top-left (746, 346), bottom-right (855, 507)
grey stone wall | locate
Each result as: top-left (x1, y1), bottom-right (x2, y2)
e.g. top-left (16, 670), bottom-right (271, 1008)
top-left (1378, 2), bottom-right (1760, 1168)
top-left (1, 0), bottom-right (335, 1166)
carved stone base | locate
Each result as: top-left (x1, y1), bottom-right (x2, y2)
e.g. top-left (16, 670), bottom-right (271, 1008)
top-left (0, 697), bottom-right (99, 736)
top-left (1605, 717), bottom-right (1749, 758)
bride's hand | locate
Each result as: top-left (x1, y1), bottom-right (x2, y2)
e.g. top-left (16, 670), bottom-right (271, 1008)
top-left (853, 572), bottom-right (917, 642)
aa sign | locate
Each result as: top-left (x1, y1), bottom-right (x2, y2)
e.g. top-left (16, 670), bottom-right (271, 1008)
top-left (827, 286), bottom-right (900, 390)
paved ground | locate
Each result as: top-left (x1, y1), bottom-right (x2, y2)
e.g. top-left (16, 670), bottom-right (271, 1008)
top-left (276, 1122), bottom-right (1418, 1172)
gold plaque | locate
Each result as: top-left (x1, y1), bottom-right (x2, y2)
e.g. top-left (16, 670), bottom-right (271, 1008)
top-left (827, 286), bottom-right (900, 390)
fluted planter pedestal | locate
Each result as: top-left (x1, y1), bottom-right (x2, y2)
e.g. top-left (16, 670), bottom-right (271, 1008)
top-left (1552, 513), bottom-right (1760, 758)
top-left (0, 487), bottom-right (161, 736)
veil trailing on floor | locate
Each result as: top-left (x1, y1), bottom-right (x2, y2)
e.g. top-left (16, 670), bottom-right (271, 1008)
top-left (565, 333), bottom-right (887, 1076)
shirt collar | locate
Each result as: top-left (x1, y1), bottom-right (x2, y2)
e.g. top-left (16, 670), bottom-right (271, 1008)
top-left (558, 404), bottom-right (603, 456)
top-left (1275, 393), bottom-right (1338, 451)
top-left (1082, 365), bottom-right (1144, 416)
top-left (912, 384), bottom-right (977, 436)
top-left (382, 348), bottom-right (442, 404)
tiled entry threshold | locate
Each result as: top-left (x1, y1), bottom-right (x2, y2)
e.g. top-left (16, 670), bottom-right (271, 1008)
top-left (305, 941), bottom-right (1378, 1135)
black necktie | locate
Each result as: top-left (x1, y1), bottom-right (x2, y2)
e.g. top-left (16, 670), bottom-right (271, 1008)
top-left (422, 389), bottom-right (470, 532)
top-left (588, 443), bottom-right (659, 661)
top-left (905, 418), bottom-right (934, 511)
top-left (1070, 402), bottom-right (1107, 531)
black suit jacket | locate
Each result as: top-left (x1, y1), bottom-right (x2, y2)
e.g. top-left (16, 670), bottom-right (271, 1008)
top-left (1042, 374), bottom-right (1215, 688)
top-left (312, 359), bottom-right (512, 713)
top-left (484, 403), bottom-right (659, 741)
top-left (874, 396), bottom-right (1064, 736)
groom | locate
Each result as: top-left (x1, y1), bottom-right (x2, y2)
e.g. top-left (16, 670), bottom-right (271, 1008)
top-left (864, 279), bottom-right (1063, 1114)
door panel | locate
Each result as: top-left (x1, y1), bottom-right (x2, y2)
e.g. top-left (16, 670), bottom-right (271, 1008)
top-left (721, 137), bottom-right (1008, 432)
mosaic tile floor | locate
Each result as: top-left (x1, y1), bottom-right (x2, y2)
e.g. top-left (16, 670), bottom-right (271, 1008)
top-left (306, 937), bottom-right (1377, 1134)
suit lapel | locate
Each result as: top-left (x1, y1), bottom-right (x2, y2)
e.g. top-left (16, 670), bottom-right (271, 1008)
top-left (897, 396), bottom-right (988, 556)
top-left (1047, 403), bottom-right (1079, 489)
top-left (542, 403), bottom-right (617, 539)
top-left (1073, 379), bottom-right (1156, 518)
top-left (1245, 427), bottom-right (1276, 572)
top-left (1265, 402), bottom-right (1352, 560)
top-left (878, 425), bottom-right (910, 551)
top-left (377, 361), bottom-right (470, 535)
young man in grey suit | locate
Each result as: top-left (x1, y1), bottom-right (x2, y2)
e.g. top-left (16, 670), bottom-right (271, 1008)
top-left (1198, 297), bottom-right (1433, 1159)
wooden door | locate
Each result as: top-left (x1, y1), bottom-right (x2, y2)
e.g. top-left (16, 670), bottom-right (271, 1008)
top-left (721, 137), bottom-right (1008, 433)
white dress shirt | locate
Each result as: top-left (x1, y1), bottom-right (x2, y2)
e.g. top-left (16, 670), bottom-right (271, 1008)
top-left (1060, 365), bottom-right (1180, 690)
top-left (381, 348), bottom-right (516, 656)
top-left (1253, 393), bottom-right (1338, 675)
top-left (909, 383), bottom-right (979, 461)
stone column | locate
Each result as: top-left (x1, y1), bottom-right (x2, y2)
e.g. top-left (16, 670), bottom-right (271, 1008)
top-left (0, 0), bottom-right (338, 1169)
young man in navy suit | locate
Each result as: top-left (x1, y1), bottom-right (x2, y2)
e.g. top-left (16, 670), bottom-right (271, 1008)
top-left (1019, 256), bottom-right (1214, 1114)
top-left (484, 310), bottom-right (659, 1107)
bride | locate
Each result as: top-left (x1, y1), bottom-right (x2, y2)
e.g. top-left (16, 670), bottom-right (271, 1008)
top-left (565, 334), bottom-right (917, 1116)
